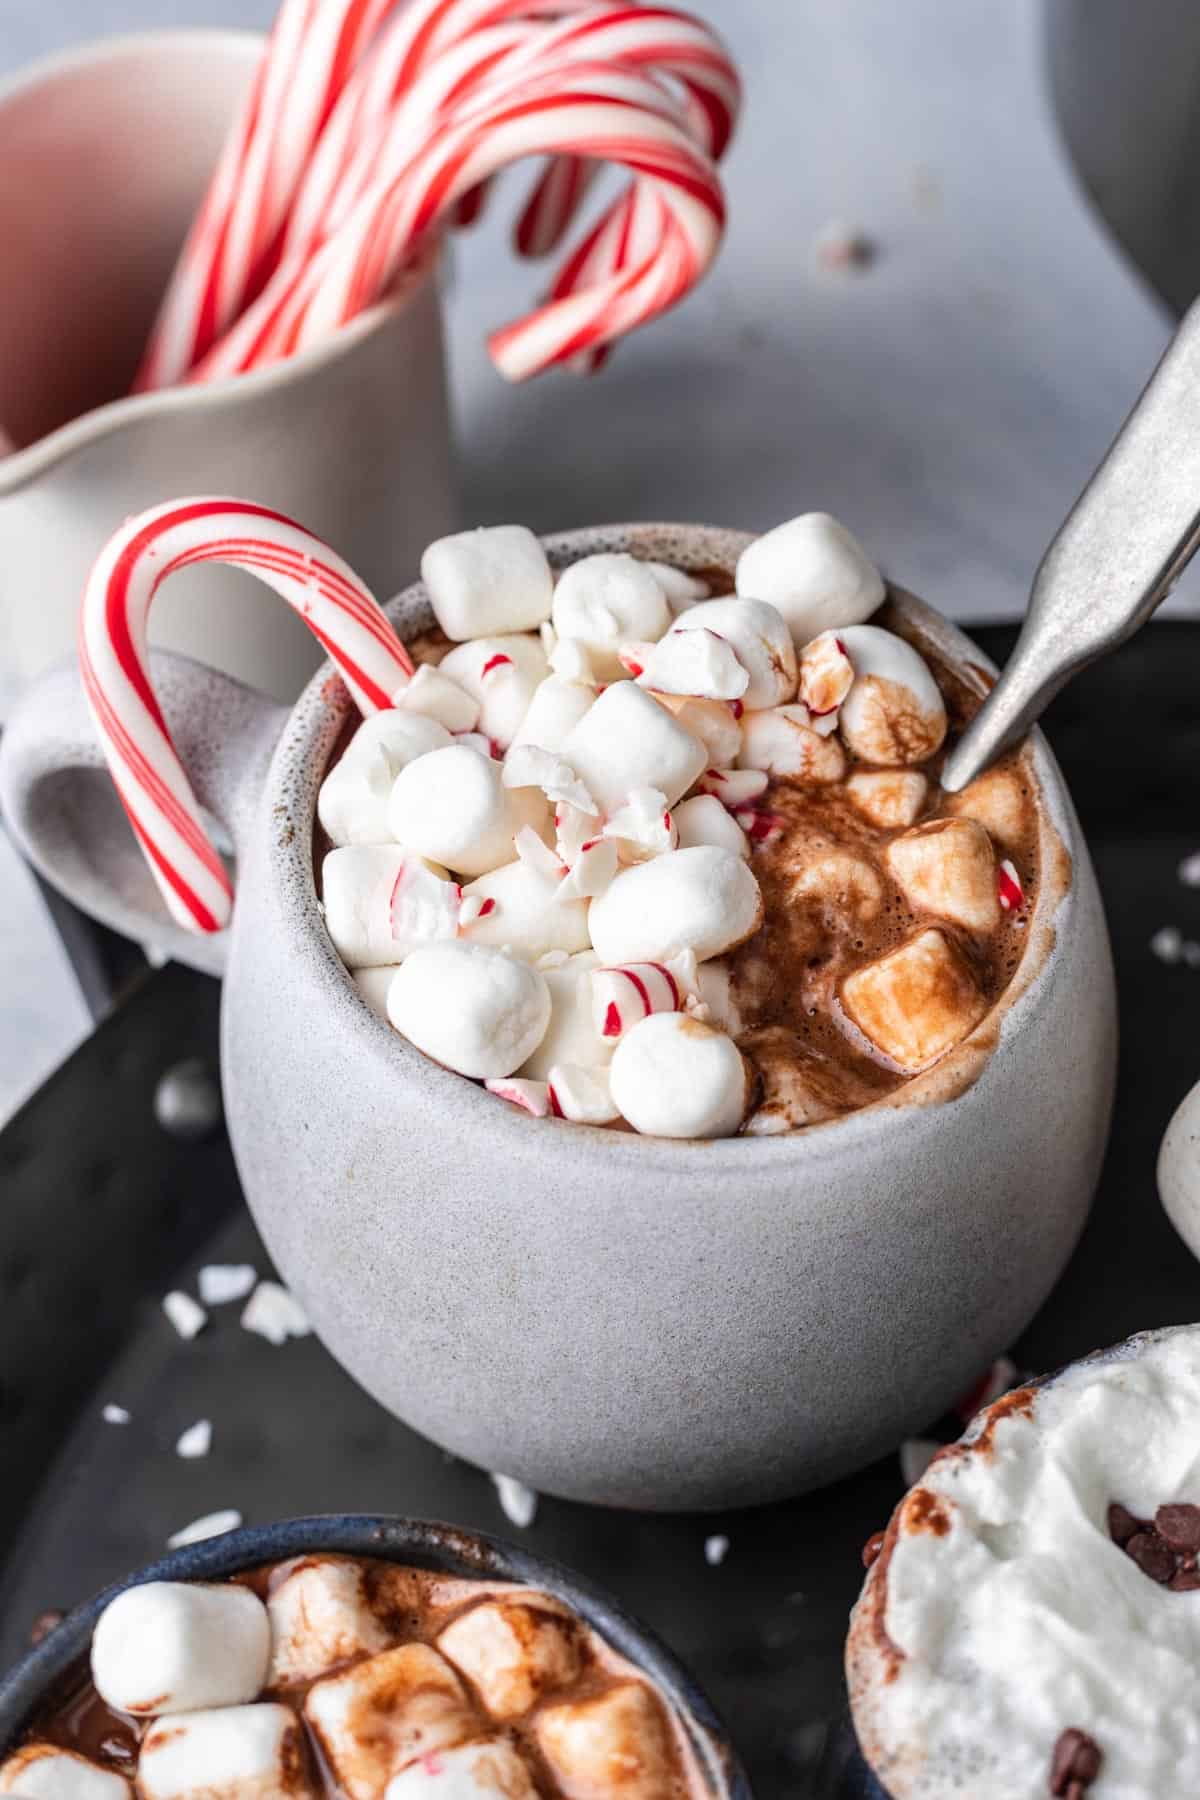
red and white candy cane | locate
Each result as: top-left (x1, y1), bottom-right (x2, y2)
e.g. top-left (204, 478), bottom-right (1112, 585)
top-left (590, 956), bottom-right (694, 1040)
top-left (137, 0), bottom-right (404, 391)
top-left (195, 64), bottom-right (724, 382)
top-left (78, 499), bottom-right (413, 934)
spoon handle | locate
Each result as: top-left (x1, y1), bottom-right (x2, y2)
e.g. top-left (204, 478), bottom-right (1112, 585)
top-left (942, 297), bottom-right (1200, 792)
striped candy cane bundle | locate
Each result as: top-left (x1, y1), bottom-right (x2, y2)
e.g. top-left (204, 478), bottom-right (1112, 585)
top-left (78, 499), bottom-right (413, 933)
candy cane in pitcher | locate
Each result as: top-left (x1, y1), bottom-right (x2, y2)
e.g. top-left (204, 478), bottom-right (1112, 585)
top-left (78, 499), bottom-right (413, 933)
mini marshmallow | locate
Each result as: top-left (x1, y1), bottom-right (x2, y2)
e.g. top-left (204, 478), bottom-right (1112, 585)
top-left (459, 859), bottom-right (590, 962)
top-left (887, 817), bottom-right (1000, 934)
top-left (547, 1063), bottom-right (620, 1124)
top-left (438, 635), bottom-right (549, 751)
top-left (385, 1741), bottom-right (538, 1800)
top-left (838, 625), bottom-right (947, 765)
top-left (610, 1013), bottom-right (750, 1139)
top-left (519, 952), bottom-right (610, 1079)
top-left (91, 1580), bottom-right (270, 1715)
top-left (944, 764), bottom-right (1029, 853)
top-left (387, 943), bottom-right (551, 1078)
top-left (590, 847), bottom-right (762, 966)
top-left (561, 683), bottom-right (706, 814)
top-left (637, 628), bottom-right (748, 701)
top-left (693, 958), bottom-right (742, 1035)
top-left (438, 1595), bottom-right (581, 1720)
top-left (551, 554), bottom-right (672, 679)
top-left (546, 635), bottom-right (597, 684)
top-left (241, 1282), bottom-right (310, 1345)
top-left (696, 767), bottom-right (769, 809)
top-left (319, 712), bottom-right (452, 846)
top-left (267, 1557), bottom-right (392, 1686)
top-left (305, 1645), bottom-right (477, 1799)
top-left (648, 693), bottom-right (742, 765)
top-left (139, 1706), bottom-right (311, 1800)
top-left (642, 561), bottom-right (712, 612)
top-left (792, 850), bottom-right (884, 923)
top-left (0, 1749), bottom-right (130, 1800)
top-left (846, 769), bottom-right (928, 830)
top-left (668, 596), bottom-right (797, 709)
top-left (590, 953), bottom-right (698, 1042)
top-left (536, 1682), bottom-right (676, 1800)
top-left (602, 787), bottom-right (678, 863)
top-left (421, 526), bottom-right (553, 640)
top-left (510, 677), bottom-right (595, 753)
top-left (673, 794), bottom-right (749, 858)
top-left (504, 744), bottom-right (596, 814)
top-left (737, 705), bottom-right (846, 782)
top-left (394, 665), bottom-right (481, 735)
top-left (735, 512), bottom-right (885, 646)
top-left (841, 928), bottom-right (988, 1072)
top-left (389, 745), bottom-right (549, 878)
top-left (353, 966), bottom-right (397, 1021)
top-left (798, 629), bottom-right (854, 721)
top-left (323, 846), bottom-right (460, 967)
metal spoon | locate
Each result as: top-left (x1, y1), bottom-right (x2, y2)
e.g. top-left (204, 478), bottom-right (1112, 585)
top-left (942, 298), bottom-right (1200, 793)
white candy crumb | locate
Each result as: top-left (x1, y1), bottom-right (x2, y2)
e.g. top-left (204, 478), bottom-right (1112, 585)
top-left (900, 1438), bottom-right (941, 1487)
top-left (102, 1404), bottom-right (131, 1425)
top-left (162, 1291), bottom-right (208, 1340)
top-left (1179, 852), bottom-right (1200, 888)
top-left (491, 1472), bottom-right (538, 1530)
top-left (1151, 926), bottom-right (1184, 964)
top-left (241, 1281), bottom-right (312, 1347)
top-left (176, 1419), bottom-right (213, 1459)
top-left (198, 1264), bottom-right (257, 1306)
top-left (704, 1535), bottom-right (730, 1566)
top-left (167, 1509), bottom-right (243, 1549)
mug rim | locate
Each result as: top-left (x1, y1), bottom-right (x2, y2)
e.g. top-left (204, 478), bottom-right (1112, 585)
top-left (260, 520), bottom-right (1082, 1173)
top-left (0, 28), bottom-right (427, 496)
top-left (0, 1512), bottom-right (751, 1800)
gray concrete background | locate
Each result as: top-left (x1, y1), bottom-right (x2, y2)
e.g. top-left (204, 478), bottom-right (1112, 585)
top-left (0, 0), bottom-right (1187, 1112)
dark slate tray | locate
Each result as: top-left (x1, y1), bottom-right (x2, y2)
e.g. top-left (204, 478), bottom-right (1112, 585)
top-left (2, 624), bottom-right (1200, 1800)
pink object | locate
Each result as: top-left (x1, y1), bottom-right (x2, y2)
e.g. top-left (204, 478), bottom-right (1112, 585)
top-left (998, 858), bottom-right (1025, 912)
top-left (591, 957), bottom-right (688, 1039)
top-left (485, 1076), bottom-right (552, 1116)
top-left (78, 497), bottom-right (413, 933)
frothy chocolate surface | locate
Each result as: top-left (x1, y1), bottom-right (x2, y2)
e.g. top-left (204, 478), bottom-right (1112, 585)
top-left (21, 1556), bottom-right (705, 1800)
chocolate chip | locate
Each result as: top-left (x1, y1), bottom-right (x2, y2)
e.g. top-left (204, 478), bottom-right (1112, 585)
top-left (1106, 1502), bottom-right (1141, 1545)
top-left (29, 1609), bottom-right (63, 1645)
top-left (862, 1530), bottom-right (886, 1569)
top-left (1126, 1531), bottom-right (1177, 1584)
top-left (1155, 1502), bottom-right (1200, 1551)
top-left (1169, 1566), bottom-right (1200, 1592)
top-left (1050, 1728), bottom-right (1103, 1795)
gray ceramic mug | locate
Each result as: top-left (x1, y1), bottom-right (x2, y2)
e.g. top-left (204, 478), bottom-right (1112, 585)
top-left (0, 524), bottom-right (1118, 1509)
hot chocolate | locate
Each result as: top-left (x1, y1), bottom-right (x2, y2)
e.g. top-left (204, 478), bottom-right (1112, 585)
top-left (315, 512), bottom-right (1044, 1138)
top-left (5, 1556), bottom-right (706, 1800)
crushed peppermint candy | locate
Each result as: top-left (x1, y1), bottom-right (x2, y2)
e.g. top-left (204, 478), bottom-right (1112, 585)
top-left (1179, 851), bottom-right (1200, 888)
top-left (241, 1282), bottom-right (311, 1346)
top-left (176, 1419), bottom-right (213, 1460)
top-left (101, 1404), bottom-right (131, 1426)
top-left (704, 1535), bottom-right (730, 1566)
top-left (198, 1264), bottom-right (257, 1306)
top-left (162, 1291), bottom-right (207, 1340)
top-left (491, 1472), bottom-right (538, 1530)
top-left (1151, 926), bottom-right (1184, 964)
top-left (167, 1509), bottom-right (243, 1549)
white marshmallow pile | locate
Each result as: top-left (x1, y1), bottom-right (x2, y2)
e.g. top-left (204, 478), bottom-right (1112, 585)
top-left (2, 1559), bottom-right (691, 1800)
top-left (319, 513), bottom-right (981, 1137)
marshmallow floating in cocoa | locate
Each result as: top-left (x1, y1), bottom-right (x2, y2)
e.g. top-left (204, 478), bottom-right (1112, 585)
top-left (387, 942), bottom-right (550, 1078)
top-left (421, 526), bottom-right (553, 641)
top-left (550, 554), bottom-right (671, 680)
top-left (737, 705), bottom-right (846, 782)
top-left (389, 745), bottom-right (549, 878)
top-left (838, 624), bottom-right (947, 765)
top-left (667, 595), bottom-right (797, 709)
top-left (589, 846), bottom-right (762, 966)
top-left (887, 817), bottom-right (1000, 935)
top-left (323, 846), bottom-right (460, 967)
top-left (0, 1750), bottom-right (130, 1800)
top-left (735, 512), bottom-right (885, 646)
top-left (536, 1681), bottom-right (678, 1800)
top-left (561, 682), bottom-right (706, 814)
top-left (438, 635), bottom-right (548, 751)
top-left (846, 768), bottom-right (928, 830)
top-left (437, 1596), bottom-right (581, 1720)
top-left (798, 629), bottom-right (854, 725)
top-left (318, 712), bottom-right (451, 847)
top-left (90, 1581), bottom-right (270, 1716)
top-left (267, 1558), bottom-right (391, 1687)
top-left (841, 928), bottom-right (988, 1072)
top-left (139, 1706), bottom-right (312, 1800)
top-left (385, 1742), bottom-right (537, 1800)
top-left (305, 1645), bottom-right (476, 1800)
